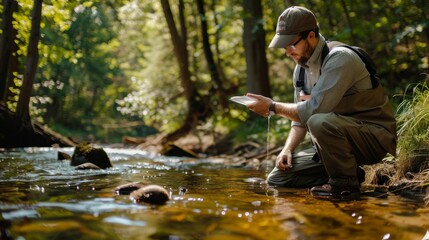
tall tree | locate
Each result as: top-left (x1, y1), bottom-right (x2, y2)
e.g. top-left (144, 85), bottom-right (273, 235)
top-left (161, 0), bottom-right (193, 102)
top-left (3, 26), bottom-right (19, 106)
top-left (0, 0), bottom-right (17, 101)
top-left (196, 0), bottom-right (227, 109)
top-left (243, 0), bottom-right (270, 97)
top-left (16, 0), bottom-right (42, 120)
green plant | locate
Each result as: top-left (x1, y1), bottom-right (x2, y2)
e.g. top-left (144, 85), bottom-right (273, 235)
top-left (394, 74), bottom-right (429, 190)
top-left (396, 74), bottom-right (429, 157)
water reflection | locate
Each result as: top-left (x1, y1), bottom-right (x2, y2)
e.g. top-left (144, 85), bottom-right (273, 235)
top-left (0, 147), bottom-right (428, 239)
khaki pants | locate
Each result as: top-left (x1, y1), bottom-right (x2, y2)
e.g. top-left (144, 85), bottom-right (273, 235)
top-left (267, 113), bottom-right (389, 188)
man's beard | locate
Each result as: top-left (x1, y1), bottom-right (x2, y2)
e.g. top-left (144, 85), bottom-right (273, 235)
top-left (297, 40), bottom-right (312, 66)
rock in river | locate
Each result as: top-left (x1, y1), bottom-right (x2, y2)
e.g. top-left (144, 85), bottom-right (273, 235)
top-left (70, 142), bottom-right (112, 169)
top-left (115, 183), bottom-right (170, 205)
top-left (115, 182), bottom-right (143, 195)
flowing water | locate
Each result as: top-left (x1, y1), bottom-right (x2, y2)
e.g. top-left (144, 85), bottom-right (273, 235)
top-left (0, 147), bottom-right (428, 240)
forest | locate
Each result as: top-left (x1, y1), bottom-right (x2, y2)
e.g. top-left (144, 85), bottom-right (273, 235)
top-left (0, 0), bottom-right (428, 164)
top-left (2, 3), bottom-right (429, 238)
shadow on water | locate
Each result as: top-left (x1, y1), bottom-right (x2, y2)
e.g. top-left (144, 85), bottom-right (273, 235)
top-left (0, 147), bottom-right (428, 240)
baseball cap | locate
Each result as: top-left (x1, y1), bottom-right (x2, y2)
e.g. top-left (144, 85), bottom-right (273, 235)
top-left (268, 6), bottom-right (318, 48)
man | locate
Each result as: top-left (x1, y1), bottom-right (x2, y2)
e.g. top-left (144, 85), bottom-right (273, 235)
top-left (246, 6), bottom-right (396, 196)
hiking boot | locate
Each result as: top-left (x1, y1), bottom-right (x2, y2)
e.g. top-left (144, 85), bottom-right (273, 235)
top-left (310, 184), bottom-right (360, 197)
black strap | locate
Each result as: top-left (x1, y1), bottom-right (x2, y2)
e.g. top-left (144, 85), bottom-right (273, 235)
top-left (339, 45), bottom-right (379, 88)
top-left (297, 68), bottom-right (305, 87)
top-left (320, 42), bottom-right (330, 71)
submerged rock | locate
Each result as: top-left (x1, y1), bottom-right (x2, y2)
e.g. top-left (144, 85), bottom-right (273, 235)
top-left (115, 183), bottom-right (170, 205)
top-left (130, 185), bottom-right (170, 205)
top-left (74, 162), bottom-right (102, 170)
top-left (71, 142), bottom-right (112, 169)
top-left (57, 151), bottom-right (72, 161)
top-left (115, 182), bottom-right (143, 195)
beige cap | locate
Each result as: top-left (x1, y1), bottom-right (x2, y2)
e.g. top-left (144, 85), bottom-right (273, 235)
top-left (269, 6), bottom-right (318, 48)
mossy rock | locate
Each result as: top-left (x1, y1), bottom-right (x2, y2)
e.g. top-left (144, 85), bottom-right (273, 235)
top-left (71, 142), bottom-right (112, 169)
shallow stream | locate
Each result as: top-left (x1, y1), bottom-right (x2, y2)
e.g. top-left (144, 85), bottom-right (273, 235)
top-left (0, 147), bottom-right (428, 239)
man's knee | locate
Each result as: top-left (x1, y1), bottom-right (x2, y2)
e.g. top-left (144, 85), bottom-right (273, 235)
top-left (266, 167), bottom-right (328, 188)
top-left (266, 173), bottom-right (327, 188)
top-left (307, 113), bottom-right (338, 138)
top-left (266, 168), bottom-right (301, 187)
top-left (266, 168), bottom-right (291, 186)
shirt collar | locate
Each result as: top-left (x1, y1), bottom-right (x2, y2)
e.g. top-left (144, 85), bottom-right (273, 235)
top-left (303, 34), bottom-right (326, 69)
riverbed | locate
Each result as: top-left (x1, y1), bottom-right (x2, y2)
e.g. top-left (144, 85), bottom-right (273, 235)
top-left (0, 147), bottom-right (428, 239)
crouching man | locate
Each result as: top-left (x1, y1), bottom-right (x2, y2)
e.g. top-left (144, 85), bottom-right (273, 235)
top-left (246, 6), bottom-right (396, 197)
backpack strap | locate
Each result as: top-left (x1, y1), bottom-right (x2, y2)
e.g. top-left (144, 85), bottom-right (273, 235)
top-left (339, 45), bottom-right (379, 88)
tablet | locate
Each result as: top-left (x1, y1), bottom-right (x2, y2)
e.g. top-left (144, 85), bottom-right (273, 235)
top-left (230, 96), bottom-right (257, 106)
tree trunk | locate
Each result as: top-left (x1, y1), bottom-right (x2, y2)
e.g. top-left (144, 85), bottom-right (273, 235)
top-left (196, 0), bottom-right (227, 109)
top-left (16, 0), bottom-right (42, 120)
top-left (208, 1), bottom-right (239, 97)
top-left (243, 0), bottom-right (271, 97)
top-left (0, 0), bottom-right (17, 101)
top-left (4, 25), bottom-right (19, 104)
top-left (0, 103), bottom-right (75, 147)
top-left (160, 0), bottom-right (193, 100)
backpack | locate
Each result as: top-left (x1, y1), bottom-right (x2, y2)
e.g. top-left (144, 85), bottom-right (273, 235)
top-left (296, 42), bottom-right (379, 90)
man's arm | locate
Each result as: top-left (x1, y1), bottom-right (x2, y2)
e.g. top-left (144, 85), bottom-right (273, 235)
top-left (276, 125), bottom-right (307, 170)
top-left (275, 102), bottom-right (301, 122)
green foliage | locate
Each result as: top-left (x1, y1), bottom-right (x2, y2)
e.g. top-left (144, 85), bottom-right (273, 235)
top-left (223, 111), bottom-right (291, 148)
top-left (2, 0), bottom-right (428, 146)
top-left (114, 1), bottom-right (184, 132)
top-left (396, 74), bottom-right (429, 156)
top-left (115, 0), bottom-right (246, 132)
top-left (35, 2), bottom-right (128, 132)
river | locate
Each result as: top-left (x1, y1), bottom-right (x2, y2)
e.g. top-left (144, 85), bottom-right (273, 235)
top-left (0, 147), bottom-right (428, 239)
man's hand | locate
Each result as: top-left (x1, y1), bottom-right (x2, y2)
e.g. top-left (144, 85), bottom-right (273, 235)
top-left (276, 149), bottom-right (293, 171)
top-left (246, 93), bottom-right (301, 122)
top-left (245, 93), bottom-right (272, 117)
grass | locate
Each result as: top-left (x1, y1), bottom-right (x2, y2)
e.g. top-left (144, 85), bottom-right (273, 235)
top-left (395, 75), bottom-right (429, 171)
top-left (381, 74), bottom-right (429, 204)
top-left (396, 75), bottom-right (429, 158)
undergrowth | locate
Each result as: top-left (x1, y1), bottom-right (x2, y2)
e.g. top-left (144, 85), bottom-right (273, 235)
top-left (392, 74), bottom-right (429, 204)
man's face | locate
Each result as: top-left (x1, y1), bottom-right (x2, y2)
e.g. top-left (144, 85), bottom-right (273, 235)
top-left (285, 36), bottom-right (313, 65)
